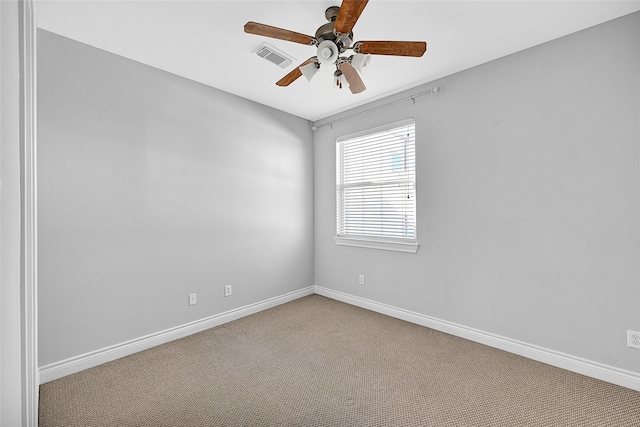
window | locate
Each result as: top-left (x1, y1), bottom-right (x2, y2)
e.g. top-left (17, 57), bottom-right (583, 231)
top-left (335, 118), bottom-right (419, 253)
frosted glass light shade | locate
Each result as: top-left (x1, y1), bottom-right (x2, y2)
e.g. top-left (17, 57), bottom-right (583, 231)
top-left (351, 54), bottom-right (371, 73)
top-left (300, 62), bottom-right (319, 82)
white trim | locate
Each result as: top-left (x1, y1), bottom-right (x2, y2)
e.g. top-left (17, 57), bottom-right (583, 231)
top-left (314, 286), bottom-right (640, 392)
top-left (38, 284), bottom-right (640, 390)
top-left (39, 286), bottom-right (314, 384)
top-left (21, 0), bottom-right (39, 424)
top-left (334, 236), bottom-right (419, 253)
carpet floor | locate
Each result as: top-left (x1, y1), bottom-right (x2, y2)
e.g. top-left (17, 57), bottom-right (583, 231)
top-left (39, 294), bottom-right (640, 426)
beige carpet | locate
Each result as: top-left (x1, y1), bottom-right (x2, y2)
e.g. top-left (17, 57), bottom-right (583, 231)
top-left (39, 295), bottom-right (640, 427)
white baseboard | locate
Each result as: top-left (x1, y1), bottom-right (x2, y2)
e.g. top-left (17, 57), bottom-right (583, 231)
top-left (40, 285), bottom-right (640, 391)
top-left (314, 285), bottom-right (640, 392)
top-left (39, 286), bottom-right (315, 384)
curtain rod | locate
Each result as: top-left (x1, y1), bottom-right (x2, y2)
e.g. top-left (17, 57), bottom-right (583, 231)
top-left (311, 86), bottom-right (440, 131)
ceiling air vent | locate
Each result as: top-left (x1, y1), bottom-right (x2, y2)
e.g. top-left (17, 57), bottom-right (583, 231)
top-left (253, 43), bottom-right (295, 68)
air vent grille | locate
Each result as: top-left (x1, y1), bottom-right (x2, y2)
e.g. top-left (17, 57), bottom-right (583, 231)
top-left (253, 43), bottom-right (294, 68)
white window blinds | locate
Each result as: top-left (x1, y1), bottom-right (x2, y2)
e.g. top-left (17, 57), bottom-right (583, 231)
top-left (336, 119), bottom-right (418, 251)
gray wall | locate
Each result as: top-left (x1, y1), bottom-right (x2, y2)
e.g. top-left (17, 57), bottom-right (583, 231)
top-left (37, 30), bottom-right (314, 366)
top-left (315, 12), bottom-right (640, 374)
top-left (1, 1), bottom-right (24, 425)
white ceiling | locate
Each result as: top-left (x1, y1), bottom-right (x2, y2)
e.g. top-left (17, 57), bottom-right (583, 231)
top-left (35, 0), bottom-right (640, 122)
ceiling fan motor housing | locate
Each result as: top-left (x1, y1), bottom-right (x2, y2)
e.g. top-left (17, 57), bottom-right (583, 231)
top-left (316, 6), bottom-right (353, 54)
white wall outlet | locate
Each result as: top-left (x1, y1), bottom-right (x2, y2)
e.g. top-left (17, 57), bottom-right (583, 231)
top-left (628, 330), bottom-right (640, 349)
top-left (359, 274), bottom-right (365, 286)
top-left (188, 293), bottom-right (197, 306)
top-left (224, 285), bottom-right (232, 297)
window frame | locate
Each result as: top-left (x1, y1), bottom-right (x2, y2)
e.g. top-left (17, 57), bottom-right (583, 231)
top-left (334, 118), bottom-right (419, 253)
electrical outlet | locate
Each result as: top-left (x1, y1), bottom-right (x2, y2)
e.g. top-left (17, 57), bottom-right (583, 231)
top-left (224, 285), bottom-right (232, 297)
top-left (188, 293), bottom-right (197, 306)
top-left (628, 330), bottom-right (640, 349)
top-left (359, 274), bottom-right (365, 286)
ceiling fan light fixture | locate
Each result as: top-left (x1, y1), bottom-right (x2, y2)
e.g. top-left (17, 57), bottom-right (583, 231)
top-left (300, 62), bottom-right (319, 82)
top-left (317, 40), bottom-right (339, 65)
top-left (350, 53), bottom-right (370, 73)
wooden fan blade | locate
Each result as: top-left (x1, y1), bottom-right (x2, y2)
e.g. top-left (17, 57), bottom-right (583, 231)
top-left (334, 0), bottom-right (369, 34)
top-left (354, 41), bottom-right (427, 57)
top-left (276, 58), bottom-right (318, 87)
top-left (338, 62), bottom-right (366, 94)
top-left (244, 21), bottom-right (316, 45)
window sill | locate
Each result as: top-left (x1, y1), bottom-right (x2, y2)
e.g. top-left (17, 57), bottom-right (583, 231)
top-left (334, 236), bottom-right (419, 253)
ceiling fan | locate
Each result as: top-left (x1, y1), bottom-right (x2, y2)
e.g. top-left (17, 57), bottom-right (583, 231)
top-left (244, 0), bottom-right (427, 94)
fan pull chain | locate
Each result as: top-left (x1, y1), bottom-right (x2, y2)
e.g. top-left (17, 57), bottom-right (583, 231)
top-left (334, 69), bottom-right (344, 90)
